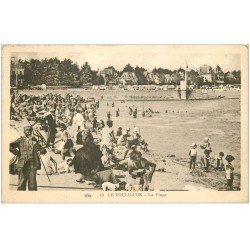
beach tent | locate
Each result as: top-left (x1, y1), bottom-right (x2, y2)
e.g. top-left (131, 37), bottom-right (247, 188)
top-left (41, 84), bottom-right (47, 90)
top-left (9, 127), bottom-right (21, 166)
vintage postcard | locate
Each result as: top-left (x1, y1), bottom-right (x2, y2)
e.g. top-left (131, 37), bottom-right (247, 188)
top-left (1, 44), bottom-right (248, 203)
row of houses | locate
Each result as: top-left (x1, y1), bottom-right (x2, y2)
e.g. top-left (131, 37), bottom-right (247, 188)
top-left (99, 68), bottom-right (183, 85)
top-left (98, 64), bottom-right (224, 85)
top-left (198, 64), bottom-right (224, 83)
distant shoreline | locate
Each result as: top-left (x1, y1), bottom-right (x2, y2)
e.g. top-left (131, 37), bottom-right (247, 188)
top-left (19, 88), bottom-right (240, 101)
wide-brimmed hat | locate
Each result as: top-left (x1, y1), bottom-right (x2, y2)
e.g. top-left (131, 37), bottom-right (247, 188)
top-left (65, 157), bottom-right (73, 163)
top-left (225, 155), bottom-right (235, 162)
top-left (24, 126), bottom-right (32, 131)
top-left (204, 137), bottom-right (209, 142)
top-left (133, 127), bottom-right (139, 132)
top-left (38, 110), bottom-right (46, 114)
top-left (44, 111), bottom-right (51, 117)
top-left (60, 123), bottom-right (67, 130)
top-left (190, 143), bottom-right (197, 148)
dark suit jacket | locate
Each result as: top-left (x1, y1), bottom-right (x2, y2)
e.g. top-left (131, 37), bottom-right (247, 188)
top-left (15, 137), bottom-right (42, 170)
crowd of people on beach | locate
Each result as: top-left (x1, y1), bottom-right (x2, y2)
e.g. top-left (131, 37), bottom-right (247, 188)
top-left (9, 91), bottom-right (236, 191)
top-left (9, 92), bottom-right (155, 191)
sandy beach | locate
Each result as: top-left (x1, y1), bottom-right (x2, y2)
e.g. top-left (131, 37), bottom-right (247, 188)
top-left (9, 90), bottom-right (241, 191)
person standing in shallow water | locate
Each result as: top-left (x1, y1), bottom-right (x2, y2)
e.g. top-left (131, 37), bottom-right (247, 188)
top-left (107, 111), bottom-right (111, 120)
top-left (133, 109), bottom-right (137, 118)
top-left (129, 107), bottom-right (133, 116)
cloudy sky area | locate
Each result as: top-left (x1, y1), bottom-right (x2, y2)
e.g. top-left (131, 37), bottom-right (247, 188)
top-left (12, 48), bottom-right (240, 72)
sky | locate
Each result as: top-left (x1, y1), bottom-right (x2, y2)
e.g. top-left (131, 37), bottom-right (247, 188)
top-left (12, 46), bottom-right (241, 72)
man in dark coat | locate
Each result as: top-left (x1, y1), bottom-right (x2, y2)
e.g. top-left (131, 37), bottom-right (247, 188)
top-left (92, 116), bottom-right (98, 134)
top-left (43, 110), bottom-right (57, 146)
top-left (12, 126), bottom-right (42, 191)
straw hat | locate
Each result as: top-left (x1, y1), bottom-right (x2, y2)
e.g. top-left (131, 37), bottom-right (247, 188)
top-left (44, 111), bottom-right (51, 117)
top-left (38, 110), bottom-right (46, 115)
top-left (204, 137), bottom-right (209, 142)
top-left (133, 127), bottom-right (139, 132)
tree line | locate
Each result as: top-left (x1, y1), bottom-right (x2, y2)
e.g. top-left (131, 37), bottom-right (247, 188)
top-left (10, 58), bottom-right (241, 87)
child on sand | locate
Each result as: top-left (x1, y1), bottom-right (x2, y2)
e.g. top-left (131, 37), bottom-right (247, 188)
top-left (189, 143), bottom-right (197, 170)
top-left (225, 155), bottom-right (235, 190)
top-left (116, 127), bottom-right (122, 137)
top-left (203, 149), bottom-right (211, 172)
top-left (200, 137), bottom-right (212, 153)
top-left (57, 158), bottom-right (74, 173)
top-left (216, 152), bottom-right (225, 170)
top-left (37, 148), bottom-right (57, 175)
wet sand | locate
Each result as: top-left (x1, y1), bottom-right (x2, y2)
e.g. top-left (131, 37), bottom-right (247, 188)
top-left (100, 98), bottom-right (241, 168)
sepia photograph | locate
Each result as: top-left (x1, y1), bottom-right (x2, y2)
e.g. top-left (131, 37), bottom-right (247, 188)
top-left (1, 45), bottom-right (248, 202)
top-left (1, 2), bottom-right (250, 250)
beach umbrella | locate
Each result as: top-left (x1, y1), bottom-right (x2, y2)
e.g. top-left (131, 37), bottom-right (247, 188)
top-left (10, 127), bottom-right (21, 144)
top-left (9, 152), bottom-right (18, 165)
